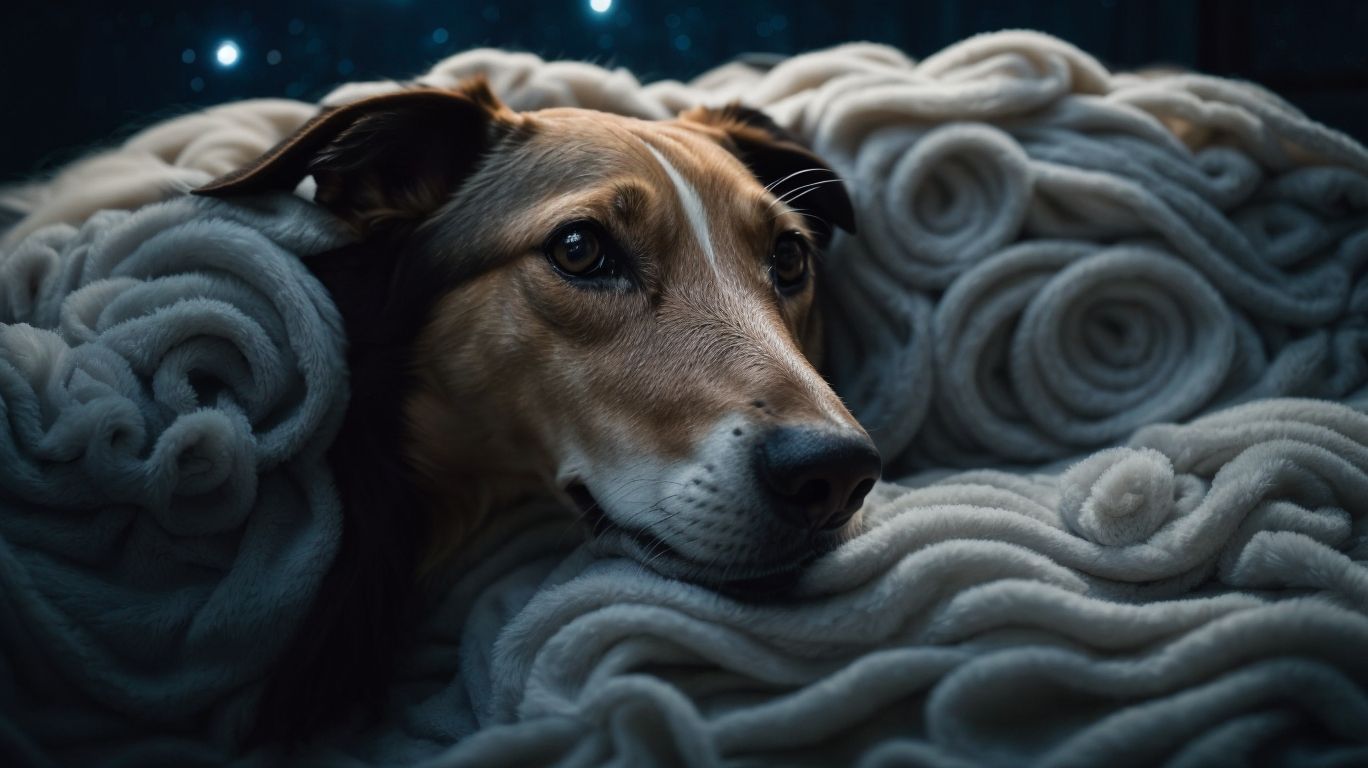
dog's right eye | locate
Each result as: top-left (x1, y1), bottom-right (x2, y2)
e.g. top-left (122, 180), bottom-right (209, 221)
top-left (770, 231), bottom-right (811, 295)
top-left (544, 222), bottom-right (619, 280)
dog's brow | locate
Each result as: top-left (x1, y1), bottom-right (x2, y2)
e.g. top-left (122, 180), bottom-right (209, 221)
top-left (641, 141), bottom-right (724, 283)
top-left (612, 184), bottom-right (649, 219)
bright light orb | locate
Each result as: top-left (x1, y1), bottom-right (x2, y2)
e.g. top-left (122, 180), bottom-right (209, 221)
top-left (589, 0), bottom-right (612, 13)
top-left (215, 41), bottom-right (241, 67)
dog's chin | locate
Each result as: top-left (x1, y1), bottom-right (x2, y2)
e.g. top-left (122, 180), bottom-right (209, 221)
top-left (567, 483), bottom-right (827, 600)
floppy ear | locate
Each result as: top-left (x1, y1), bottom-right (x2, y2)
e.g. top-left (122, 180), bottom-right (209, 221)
top-left (195, 79), bottom-right (511, 233)
top-left (682, 103), bottom-right (856, 246)
top-left (204, 80), bottom-right (516, 743)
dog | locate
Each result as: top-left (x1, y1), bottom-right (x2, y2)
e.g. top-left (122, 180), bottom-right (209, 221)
top-left (195, 78), bottom-right (880, 740)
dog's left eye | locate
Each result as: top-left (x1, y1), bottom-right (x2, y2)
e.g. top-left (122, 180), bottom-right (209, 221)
top-left (770, 232), bottom-right (811, 295)
top-left (545, 222), bottom-right (619, 280)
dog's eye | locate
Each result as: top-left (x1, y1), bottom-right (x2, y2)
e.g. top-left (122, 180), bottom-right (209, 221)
top-left (770, 232), bottom-right (811, 294)
top-left (545, 222), bottom-right (618, 279)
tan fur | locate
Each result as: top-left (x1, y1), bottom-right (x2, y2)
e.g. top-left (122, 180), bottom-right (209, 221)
top-left (198, 84), bottom-right (867, 572)
top-left (402, 109), bottom-right (859, 566)
top-left (188, 81), bottom-right (872, 736)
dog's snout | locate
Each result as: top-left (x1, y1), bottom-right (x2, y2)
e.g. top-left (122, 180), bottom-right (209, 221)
top-left (758, 427), bottom-right (881, 531)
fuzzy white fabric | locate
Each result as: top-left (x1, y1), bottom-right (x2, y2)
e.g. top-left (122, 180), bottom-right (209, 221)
top-left (323, 397), bottom-right (1368, 768)
top-left (0, 99), bottom-right (316, 249)
top-left (2, 30), bottom-right (1368, 768)
top-left (0, 194), bottom-right (351, 766)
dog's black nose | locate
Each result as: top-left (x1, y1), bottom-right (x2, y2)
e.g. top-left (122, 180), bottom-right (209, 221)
top-left (759, 426), bottom-right (881, 531)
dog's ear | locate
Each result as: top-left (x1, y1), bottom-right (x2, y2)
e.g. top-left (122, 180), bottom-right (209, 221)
top-left (195, 79), bottom-right (512, 233)
top-left (682, 104), bottom-right (855, 245)
top-left (202, 80), bottom-right (515, 743)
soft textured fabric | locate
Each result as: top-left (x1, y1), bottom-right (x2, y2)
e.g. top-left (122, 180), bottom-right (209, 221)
top-left (2, 30), bottom-right (1367, 768)
top-left (335, 397), bottom-right (1368, 768)
top-left (0, 194), bottom-right (351, 766)
top-left (0, 99), bottom-right (317, 250)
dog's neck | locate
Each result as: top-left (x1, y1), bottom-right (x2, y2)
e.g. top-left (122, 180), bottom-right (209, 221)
top-left (306, 228), bottom-right (552, 572)
top-left (403, 376), bottom-right (551, 569)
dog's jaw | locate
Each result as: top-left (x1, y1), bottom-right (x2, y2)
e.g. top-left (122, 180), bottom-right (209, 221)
top-left (559, 413), bottom-right (867, 591)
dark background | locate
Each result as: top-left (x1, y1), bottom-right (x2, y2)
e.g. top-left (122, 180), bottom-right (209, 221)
top-left (4, 0), bottom-right (1366, 184)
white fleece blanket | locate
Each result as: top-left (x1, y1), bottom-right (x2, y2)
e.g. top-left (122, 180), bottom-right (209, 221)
top-left (0, 195), bottom-right (351, 767)
top-left (2, 31), bottom-right (1367, 768)
top-left (331, 397), bottom-right (1368, 768)
top-left (0, 99), bottom-right (317, 249)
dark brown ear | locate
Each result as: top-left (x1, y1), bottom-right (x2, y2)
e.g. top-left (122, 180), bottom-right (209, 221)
top-left (682, 103), bottom-right (856, 245)
top-left (195, 79), bottom-right (512, 233)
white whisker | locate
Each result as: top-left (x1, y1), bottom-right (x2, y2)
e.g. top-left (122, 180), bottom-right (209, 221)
top-left (767, 178), bottom-right (844, 212)
top-left (763, 167), bottom-right (833, 194)
top-left (775, 179), bottom-right (845, 209)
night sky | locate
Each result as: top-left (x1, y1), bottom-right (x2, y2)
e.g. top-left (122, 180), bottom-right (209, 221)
top-left (4, 0), bottom-right (1366, 184)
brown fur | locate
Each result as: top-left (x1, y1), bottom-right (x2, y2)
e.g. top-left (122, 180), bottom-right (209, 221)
top-left (194, 81), bottom-right (864, 740)
top-left (400, 112), bottom-right (847, 564)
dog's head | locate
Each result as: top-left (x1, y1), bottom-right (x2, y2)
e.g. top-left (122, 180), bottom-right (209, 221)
top-left (199, 80), bottom-right (878, 594)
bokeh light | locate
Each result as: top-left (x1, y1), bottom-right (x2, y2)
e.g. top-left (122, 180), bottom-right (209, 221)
top-left (215, 41), bottom-right (240, 67)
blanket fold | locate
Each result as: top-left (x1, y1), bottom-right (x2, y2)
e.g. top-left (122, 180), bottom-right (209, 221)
top-left (387, 399), bottom-right (1368, 768)
top-left (0, 194), bottom-right (351, 764)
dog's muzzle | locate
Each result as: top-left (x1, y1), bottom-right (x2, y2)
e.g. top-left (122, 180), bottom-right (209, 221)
top-left (573, 419), bottom-right (882, 598)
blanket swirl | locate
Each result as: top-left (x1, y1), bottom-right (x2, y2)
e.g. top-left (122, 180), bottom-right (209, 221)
top-left (341, 399), bottom-right (1368, 768)
top-left (0, 194), bottom-right (349, 765)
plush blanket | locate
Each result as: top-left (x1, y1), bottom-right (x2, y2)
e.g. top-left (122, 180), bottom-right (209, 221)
top-left (0, 99), bottom-right (317, 250)
top-left (349, 398), bottom-right (1368, 768)
top-left (0, 195), bottom-right (351, 766)
top-left (2, 30), bottom-right (1367, 768)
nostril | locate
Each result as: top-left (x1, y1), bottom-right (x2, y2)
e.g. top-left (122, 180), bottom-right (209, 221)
top-left (848, 477), bottom-right (875, 510)
top-left (793, 478), bottom-right (831, 509)
top-left (823, 477), bottom-right (877, 530)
